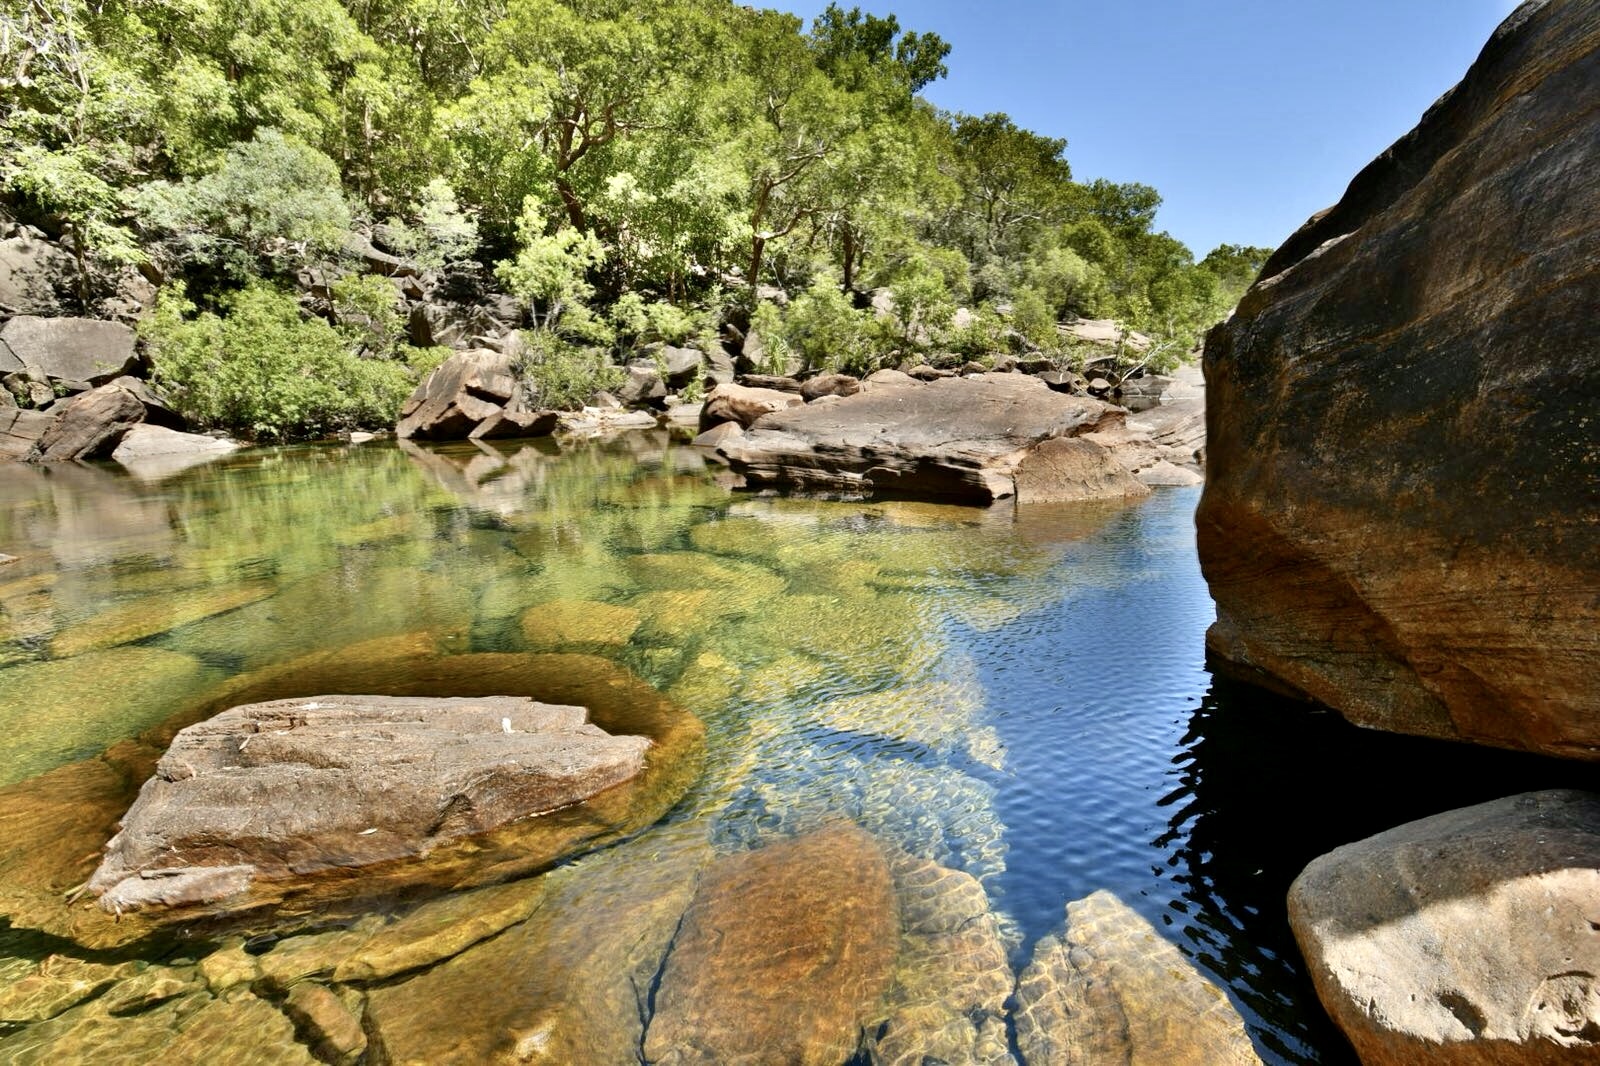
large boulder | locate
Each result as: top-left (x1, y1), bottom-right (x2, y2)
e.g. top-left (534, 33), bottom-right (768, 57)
top-left (1012, 889), bottom-right (1262, 1065)
top-left (86, 694), bottom-right (649, 920)
top-left (1289, 790), bottom-right (1600, 1065)
top-left (0, 317), bottom-right (140, 386)
top-left (643, 824), bottom-right (898, 1065)
top-left (27, 383), bottom-right (144, 461)
top-left (0, 408), bottom-right (53, 460)
top-left (718, 373), bottom-right (1127, 503)
top-left (698, 381), bottom-right (803, 430)
top-left (1196, 1), bottom-right (1600, 757)
top-left (396, 349), bottom-right (554, 442)
top-left (0, 233), bottom-right (77, 316)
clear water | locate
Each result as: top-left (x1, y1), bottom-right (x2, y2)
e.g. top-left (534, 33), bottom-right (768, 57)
top-left (0, 432), bottom-right (1590, 1062)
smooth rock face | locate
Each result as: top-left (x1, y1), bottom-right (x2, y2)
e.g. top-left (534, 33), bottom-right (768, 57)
top-left (87, 695), bottom-right (650, 915)
top-left (1012, 889), bottom-right (1262, 1066)
top-left (698, 381), bottom-right (804, 430)
top-left (1013, 436), bottom-right (1151, 504)
top-left (643, 824), bottom-right (898, 1065)
top-left (800, 372), bottom-right (861, 402)
top-left (27, 383), bottom-right (144, 461)
top-left (719, 374), bottom-right (1124, 503)
top-left (1289, 790), bottom-right (1600, 1066)
top-left (1196, 0), bottom-right (1600, 757)
top-left (111, 425), bottom-right (238, 479)
top-left (397, 349), bottom-right (554, 441)
top-left (0, 317), bottom-right (139, 385)
top-left (0, 407), bottom-right (52, 460)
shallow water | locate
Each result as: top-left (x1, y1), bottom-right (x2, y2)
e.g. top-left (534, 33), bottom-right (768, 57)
top-left (0, 433), bottom-right (1591, 1062)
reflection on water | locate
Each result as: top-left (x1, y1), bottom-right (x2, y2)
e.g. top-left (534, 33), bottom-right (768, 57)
top-left (0, 435), bottom-right (1590, 1062)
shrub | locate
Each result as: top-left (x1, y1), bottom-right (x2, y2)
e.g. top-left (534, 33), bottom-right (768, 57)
top-left (142, 283), bottom-right (414, 441)
top-left (515, 331), bottom-right (623, 410)
top-left (781, 277), bottom-right (884, 375)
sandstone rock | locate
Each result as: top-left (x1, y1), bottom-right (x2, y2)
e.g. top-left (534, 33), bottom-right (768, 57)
top-left (699, 381), bottom-right (804, 430)
top-left (344, 231), bottom-right (419, 277)
top-left (692, 421), bottom-right (744, 449)
top-left (664, 402), bottom-right (703, 426)
top-left (1059, 317), bottom-right (1152, 352)
top-left (619, 362), bottom-right (668, 405)
top-left (283, 983), bottom-right (367, 1064)
top-left (87, 695), bottom-right (651, 918)
top-left (908, 363), bottom-right (955, 380)
top-left (657, 344), bottom-right (704, 387)
top-left (800, 372), bottom-right (861, 401)
top-left (1196, 0), bottom-right (1600, 757)
top-left (1135, 459), bottom-right (1204, 487)
top-left (1013, 436), bottom-right (1152, 504)
top-left (407, 302), bottom-right (504, 349)
top-left (1289, 790), bottom-right (1600, 1065)
top-left (0, 989), bottom-right (316, 1066)
top-left (111, 425), bottom-right (239, 479)
top-left (0, 956), bottom-right (138, 1024)
top-left (1012, 890), bottom-right (1261, 1065)
top-left (0, 407), bottom-right (52, 460)
top-left (397, 349), bottom-right (548, 441)
top-left (0, 232), bottom-right (76, 315)
top-left (107, 375), bottom-right (186, 429)
top-left (863, 848), bottom-right (1016, 1065)
top-left (367, 828), bottom-right (710, 1065)
top-left (644, 824), bottom-right (898, 1066)
top-left (861, 368), bottom-right (917, 389)
top-left (740, 372), bottom-right (803, 393)
top-left (27, 383), bottom-right (144, 461)
top-left (719, 374), bottom-right (1125, 503)
top-left (0, 316), bottom-right (140, 385)
top-left (704, 344), bottom-right (736, 386)
top-left (520, 599), bottom-right (640, 647)
top-left (48, 583), bottom-right (271, 657)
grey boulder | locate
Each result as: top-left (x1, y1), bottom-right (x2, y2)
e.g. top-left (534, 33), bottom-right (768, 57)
top-left (0, 317), bottom-right (140, 386)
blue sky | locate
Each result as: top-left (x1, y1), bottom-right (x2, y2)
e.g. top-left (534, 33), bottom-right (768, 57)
top-left (781, 1), bottom-right (1522, 256)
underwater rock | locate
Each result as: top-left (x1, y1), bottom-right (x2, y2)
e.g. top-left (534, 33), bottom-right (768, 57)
top-left (644, 824), bottom-right (898, 1066)
top-left (1197, 0), bottom-right (1600, 758)
top-left (366, 826), bottom-right (711, 1065)
top-left (282, 983), bottom-right (367, 1064)
top-left (0, 989), bottom-right (316, 1065)
top-left (1012, 889), bottom-right (1261, 1065)
top-left (864, 848), bottom-right (1017, 1065)
top-left (520, 598), bottom-right (640, 647)
top-left (719, 373), bottom-right (1126, 503)
top-left (87, 695), bottom-right (650, 917)
top-left (0, 956), bottom-right (139, 1025)
top-left (47, 583), bottom-right (273, 658)
top-left (1289, 790), bottom-right (1600, 1066)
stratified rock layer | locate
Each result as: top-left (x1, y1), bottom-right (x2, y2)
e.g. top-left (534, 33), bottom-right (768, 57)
top-left (1011, 890), bottom-right (1261, 1066)
top-left (1196, 0), bottom-right (1600, 758)
top-left (720, 374), bottom-right (1126, 503)
top-left (1289, 790), bottom-right (1600, 1066)
top-left (88, 695), bottom-right (649, 915)
top-left (643, 824), bottom-right (898, 1065)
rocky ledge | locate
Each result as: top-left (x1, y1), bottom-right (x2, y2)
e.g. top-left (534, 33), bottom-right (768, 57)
top-left (715, 373), bottom-right (1151, 504)
top-left (88, 695), bottom-right (650, 918)
top-left (1196, 0), bottom-right (1600, 758)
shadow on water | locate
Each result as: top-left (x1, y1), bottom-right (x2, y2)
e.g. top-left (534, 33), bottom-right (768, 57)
top-left (1163, 675), bottom-right (1599, 1064)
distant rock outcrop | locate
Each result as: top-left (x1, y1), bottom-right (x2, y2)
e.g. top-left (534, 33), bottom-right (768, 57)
top-left (396, 348), bottom-right (557, 442)
top-left (1197, 0), bottom-right (1600, 758)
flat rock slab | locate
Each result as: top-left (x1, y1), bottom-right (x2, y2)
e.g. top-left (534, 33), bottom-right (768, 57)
top-left (719, 373), bottom-right (1126, 503)
top-left (1012, 889), bottom-right (1261, 1065)
top-left (112, 425), bottom-right (238, 480)
top-left (1289, 790), bottom-right (1600, 1065)
top-left (88, 694), bottom-right (650, 916)
top-left (644, 824), bottom-right (898, 1065)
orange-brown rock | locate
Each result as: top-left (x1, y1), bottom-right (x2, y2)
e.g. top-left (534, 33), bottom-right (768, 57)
top-left (643, 824), bottom-right (898, 1065)
top-left (1197, 0), bottom-right (1600, 759)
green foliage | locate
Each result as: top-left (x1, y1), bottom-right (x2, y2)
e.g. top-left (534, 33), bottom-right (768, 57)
top-left (781, 277), bottom-right (881, 375)
top-left (141, 283), bottom-right (414, 440)
top-left (133, 129), bottom-right (351, 275)
top-left (515, 331), bottom-right (624, 410)
top-left (1009, 288), bottom-right (1056, 350)
top-left (330, 274), bottom-right (405, 353)
top-left (375, 179), bottom-right (480, 269)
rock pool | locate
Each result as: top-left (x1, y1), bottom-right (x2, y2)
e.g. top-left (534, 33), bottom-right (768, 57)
top-left (0, 433), bottom-right (1588, 1063)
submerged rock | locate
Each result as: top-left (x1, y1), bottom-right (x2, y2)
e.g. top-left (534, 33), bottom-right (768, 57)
top-left (87, 695), bottom-right (651, 917)
top-left (643, 824), bottom-right (898, 1065)
top-left (1012, 890), bottom-right (1261, 1065)
top-left (719, 374), bottom-right (1126, 503)
top-left (1289, 790), bottom-right (1600, 1065)
top-left (865, 848), bottom-right (1017, 1065)
top-left (0, 956), bottom-right (139, 1025)
top-left (1196, 0), bottom-right (1600, 757)
top-left (366, 827), bottom-right (711, 1065)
